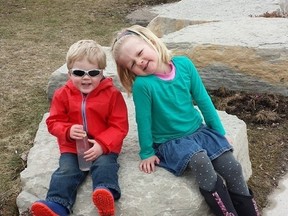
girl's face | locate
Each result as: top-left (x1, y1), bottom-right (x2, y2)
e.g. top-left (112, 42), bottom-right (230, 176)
top-left (69, 57), bottom-right (103, 94)
top-left (117, 36), bottom-right (161, 76)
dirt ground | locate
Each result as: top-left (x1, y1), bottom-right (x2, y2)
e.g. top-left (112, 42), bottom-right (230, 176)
top-left (210, 88), bottom-right (288, 209)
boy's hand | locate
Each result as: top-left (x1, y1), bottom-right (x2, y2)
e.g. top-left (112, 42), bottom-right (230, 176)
top-left (70, 124), bottom-right (86, 140)
top-left (84, 139), bottom-right (103, 161)
top-left (139, 156), bottom-right (160, 174)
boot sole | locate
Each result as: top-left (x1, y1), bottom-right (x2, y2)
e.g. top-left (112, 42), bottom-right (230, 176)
top-left (30, 202), bottom-right (59, 216)
top-left (92, 188), bottom-right (115, 216)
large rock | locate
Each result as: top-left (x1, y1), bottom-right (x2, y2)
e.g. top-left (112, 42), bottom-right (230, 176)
top-left (146, 0), bottom-right (288, 96)
top-left (17, 93), bottom-right (252, 216)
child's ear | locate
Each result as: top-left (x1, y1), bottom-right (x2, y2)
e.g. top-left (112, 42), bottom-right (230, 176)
top-left (67, 71), bottom-right (72, 78)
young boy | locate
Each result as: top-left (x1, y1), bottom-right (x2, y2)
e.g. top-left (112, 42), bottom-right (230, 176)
top-left (30, 39), bottom-right (129, 216)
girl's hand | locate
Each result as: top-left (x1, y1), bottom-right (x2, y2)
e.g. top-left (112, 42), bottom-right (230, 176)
top-left (70, 124), bottom-right (86, 140)
top-left (83, 139), bottom-right (103, 161)
top-left (139, 156), bottom-right (160, 174)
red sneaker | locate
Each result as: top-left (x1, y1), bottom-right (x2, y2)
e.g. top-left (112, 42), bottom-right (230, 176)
top-left (30, 200), bottom-right (68, 216)
top-left (92, 188), bottom-right (115, 216)
top-left (31, 202), bottom-right (59, 216)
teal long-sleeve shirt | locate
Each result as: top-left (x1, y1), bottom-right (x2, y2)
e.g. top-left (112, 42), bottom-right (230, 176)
top-left (132, 56), bottom-right (225, 160)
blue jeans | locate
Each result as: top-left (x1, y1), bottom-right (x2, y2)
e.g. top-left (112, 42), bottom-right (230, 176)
top-left (46, 153), bottom-right (120, 212)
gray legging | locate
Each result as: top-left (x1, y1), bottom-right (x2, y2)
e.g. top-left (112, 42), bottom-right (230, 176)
top-left (188, 151), bottom-right (250, 195)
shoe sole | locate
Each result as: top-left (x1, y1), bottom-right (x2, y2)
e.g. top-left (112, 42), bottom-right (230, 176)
top-left (92, 188), bottom-right (115, 216)
top-left (30, 202), bottom-right (59, 216)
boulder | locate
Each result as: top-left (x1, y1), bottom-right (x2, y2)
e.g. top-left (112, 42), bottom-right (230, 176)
top-left (146, 0), bottom-right (288, 96)
top-left (17, 92), bottom-right (252, 215)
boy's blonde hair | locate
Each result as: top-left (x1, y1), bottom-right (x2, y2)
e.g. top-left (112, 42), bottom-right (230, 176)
top-left (111, 25), bottom-right (172, 94)
top-left (66, 39), bottom-right (106, 70)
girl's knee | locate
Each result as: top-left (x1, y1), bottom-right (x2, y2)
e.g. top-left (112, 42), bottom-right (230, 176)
top-left (189, 152), bottom-right (212, 170)
top-left (229, 160), bottom-right (243, 175)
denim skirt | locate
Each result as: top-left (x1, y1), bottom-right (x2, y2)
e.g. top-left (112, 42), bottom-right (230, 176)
top-left (153, 125), bottom-right (233, 176)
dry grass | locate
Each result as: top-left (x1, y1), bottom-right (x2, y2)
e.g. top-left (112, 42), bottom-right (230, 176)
top-left (1, 0), bottom-right (288, 215)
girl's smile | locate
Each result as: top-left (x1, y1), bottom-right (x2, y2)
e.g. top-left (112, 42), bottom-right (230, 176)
top-left (118, 36), bottom-right (160, 76)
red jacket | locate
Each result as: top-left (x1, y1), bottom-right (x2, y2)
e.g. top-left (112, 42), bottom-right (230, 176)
top-left (46, 77), bottom-right (129, 154)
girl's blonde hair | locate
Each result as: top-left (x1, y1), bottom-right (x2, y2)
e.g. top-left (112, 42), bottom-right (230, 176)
top-left (111, 25), bottom-right (172, 94)
top-left (66, 39), bottom-right (106, 70)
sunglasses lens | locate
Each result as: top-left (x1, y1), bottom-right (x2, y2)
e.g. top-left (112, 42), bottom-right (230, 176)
top-left (71, 69), bottom-right (101, 77)
top-left (88, 70), bottom-right (101, 77)
top-left (72, 70), bottom-right (85, 77)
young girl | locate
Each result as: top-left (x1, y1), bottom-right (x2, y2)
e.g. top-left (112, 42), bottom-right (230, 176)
top-left (111, 25), bottom-right (259, 216)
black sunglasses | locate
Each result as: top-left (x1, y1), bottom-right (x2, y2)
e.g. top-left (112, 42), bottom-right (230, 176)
top-left (71, 69), bottom-right (101, 77)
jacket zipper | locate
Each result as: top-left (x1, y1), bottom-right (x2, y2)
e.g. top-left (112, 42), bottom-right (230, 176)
top-left (81, 94), bottom-right (88, 132)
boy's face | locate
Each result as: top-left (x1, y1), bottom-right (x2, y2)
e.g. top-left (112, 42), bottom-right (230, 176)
top-left (69, 57), bottom-right (103, 94)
